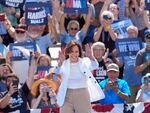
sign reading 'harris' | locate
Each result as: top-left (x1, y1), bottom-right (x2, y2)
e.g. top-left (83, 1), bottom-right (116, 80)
top-left (25, 1), bottom-right (51, 26)
top-left (64, 0), bottom-right (87, 13)
top-left (0, 0), bottom-right (25, 8)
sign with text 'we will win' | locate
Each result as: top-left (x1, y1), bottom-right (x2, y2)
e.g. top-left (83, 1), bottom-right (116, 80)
top-left (115, 38), bottom-right (142, 57)
top-left (64, 0), bottom-right (87, 14)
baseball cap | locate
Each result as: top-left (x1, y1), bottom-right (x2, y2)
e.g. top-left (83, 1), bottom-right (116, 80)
top-left (144, 29), bottom-right (150, 38)
top-left (107, 63), bottom-right (119, 72)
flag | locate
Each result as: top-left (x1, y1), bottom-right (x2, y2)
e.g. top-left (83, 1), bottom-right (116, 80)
top-left (91, 102), bottom-right (150, 113)
top-left (1, 102), bottom-right (150, 113)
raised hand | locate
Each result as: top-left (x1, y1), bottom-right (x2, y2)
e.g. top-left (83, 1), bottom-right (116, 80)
top-left (58, 50), bottom-right (65, 67)
top-left (103, 48), bottom-right (109, 62)
top-left (85, 43), bottom-right (94, 60)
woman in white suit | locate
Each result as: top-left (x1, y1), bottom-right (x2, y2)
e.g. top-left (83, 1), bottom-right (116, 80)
top-left (57, 41), bottom-right (104, 113)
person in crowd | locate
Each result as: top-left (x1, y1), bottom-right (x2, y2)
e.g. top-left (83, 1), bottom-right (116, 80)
top-left (125, 0), bottom-right (146, 42)
top-left (0, 5), bottom-right (20, 27)
top-left (0, 63), bottom-right (14, 92)
top-left (6, 24), bottom-right (41, 84)
top-left (20, 15), bottom-right (57, 54)
top-left (91, 42), bottom-right (112, 83)
top-left (112, 25), bottom-right (142, 103)
top-left (34, 54), bottom-right (52, 80)
top-left (0, 4), bottom-right (20, 45)
top-left (37, 54), bottom-right (52, 67)
top-left (57, 41), bottom-right (103, 113)
top-left (135, 29), bottom-right (150, 76)
top-left (136, 73), bottom-right (150, 102)
top-left (93, 10), bottom-right (117, 57)
top-left (31, 78), bottom-right (58, 109)
top-left (91, 0), bottom-right (104, 27)
top-left (0, 56), bottom-right (35, 112)
top-left (100, 0), bottom-right (119, 22)
top-left (59, 9), bottom-right (91, 49)
top-left (99, 63), bottom-right (131, 104)
top-left (0, 14), bottom-right (16, 46)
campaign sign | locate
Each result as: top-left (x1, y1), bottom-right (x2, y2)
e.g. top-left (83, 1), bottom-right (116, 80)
top-left (25, 1), bottom-right (52, 26)
top-left (64, 0), bottom-right (87, 14)
top-left (145, 0), bottom-right (150, 10)
top-left (0, 0), bottom-right (25, 8)
top-left (111, 19), bottom-right (133, 39)
top-left (35, 66), bottom-right (51, 79)
top-left (115, 38), bottom-right (142, 58)
top-left (9, 41), bottom-right (37, 61)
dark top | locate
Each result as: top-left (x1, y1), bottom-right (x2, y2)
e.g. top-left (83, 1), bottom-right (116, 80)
top-left (0, 83), bottom-right (30, 112)
top-left (93, 59), bottom-right (107, 83)
top-left (99, 29), bottom-right (115, 56)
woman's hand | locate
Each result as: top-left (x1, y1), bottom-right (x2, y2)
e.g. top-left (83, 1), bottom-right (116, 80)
top-left (39, 86), bottom-right (49, 96)
top-left (8, 83), bottom-right (18, 96)
top-left (85, 44), bottom-right (95, 60)
top-left (58, 50), bottom-right (65, 67)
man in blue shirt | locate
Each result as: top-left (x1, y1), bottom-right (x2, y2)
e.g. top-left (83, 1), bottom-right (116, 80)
top-left (99, 63), bottom-right (131, 104)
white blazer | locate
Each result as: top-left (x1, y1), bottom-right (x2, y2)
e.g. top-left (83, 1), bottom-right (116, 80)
top-left (56, 57), bottom-right (105, 107)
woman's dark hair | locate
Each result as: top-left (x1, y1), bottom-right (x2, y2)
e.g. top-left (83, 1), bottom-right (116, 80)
top-left (5, 73), bottom-right (19, 83)
top-left (64, 41), bottom-right (83, 59)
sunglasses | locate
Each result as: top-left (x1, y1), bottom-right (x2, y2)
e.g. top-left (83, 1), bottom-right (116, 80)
top-left (145, 34), bottom-right (150, 38)
top-left (70, 27), bottom-right (78, 31)
top-left (16, 30), bottom-right (25, 34)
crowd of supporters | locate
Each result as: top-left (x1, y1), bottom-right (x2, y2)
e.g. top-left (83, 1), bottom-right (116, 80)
top-left (0, 0), bottom-right (150, 113)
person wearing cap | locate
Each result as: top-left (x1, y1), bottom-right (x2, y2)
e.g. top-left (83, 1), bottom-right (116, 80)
top-left (135, 29), bottom-right (150, 76)
top-left (99, 63), bottom-right (131, 104)
top-left (6, 24), bottom-right (41, 84)
top-left (136, 73), bottom-right (150, 102)
top-left (31, 78), bottom-right (58, 109)
top-left (14, 24), bottom-right (28, 42)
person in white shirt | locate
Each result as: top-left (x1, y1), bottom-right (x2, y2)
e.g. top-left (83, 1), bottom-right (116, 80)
top-left (57, 41), bottom-right (104, 113)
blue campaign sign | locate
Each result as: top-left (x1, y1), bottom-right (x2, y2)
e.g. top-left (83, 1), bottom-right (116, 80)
top-left (35, 66), bottom-right (51, 79)
top-left (9, 41), bottom-right (37, 61)
top-left (145, 0), bottom-right (150, 10)
top-left (0, 0), bottom-right (25, 8)
top-left (25, 1), bottom-right (52, 26)
top-left (64, 0), bottom-right (87, 14)
top-left (111, 19), bottom-right (133, 39)
top-left (115, 38), bottom-right (142, 57)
